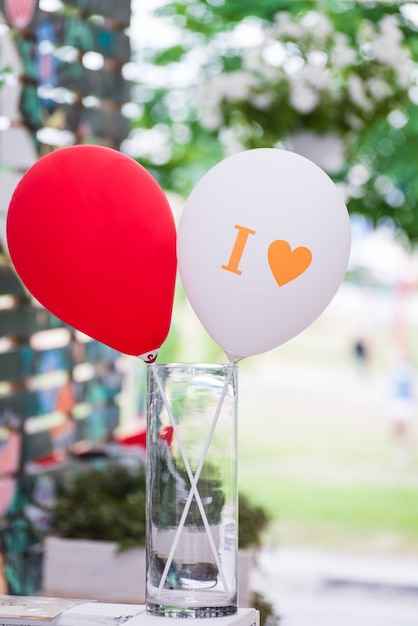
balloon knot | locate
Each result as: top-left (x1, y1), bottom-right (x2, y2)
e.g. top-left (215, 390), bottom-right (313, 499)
top-left (139, 350), bottom-right (159, 364)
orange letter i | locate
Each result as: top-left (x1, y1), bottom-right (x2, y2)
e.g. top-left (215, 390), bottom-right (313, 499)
top-left (221, 224), bottom-right (256, 275)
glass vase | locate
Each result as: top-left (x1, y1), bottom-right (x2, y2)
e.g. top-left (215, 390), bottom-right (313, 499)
top-left (146, 363), bottom-right (238, 618)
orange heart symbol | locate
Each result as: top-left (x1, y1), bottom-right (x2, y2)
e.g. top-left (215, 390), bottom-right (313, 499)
top-left (268, 240), bottom-right (312, 286)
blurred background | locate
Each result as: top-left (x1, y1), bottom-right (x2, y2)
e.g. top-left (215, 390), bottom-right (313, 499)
top-left (1, 1), bottom-right (418, 625)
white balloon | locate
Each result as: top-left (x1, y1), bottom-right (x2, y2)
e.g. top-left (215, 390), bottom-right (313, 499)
top-left (177, 148), bottom-right (351, 361)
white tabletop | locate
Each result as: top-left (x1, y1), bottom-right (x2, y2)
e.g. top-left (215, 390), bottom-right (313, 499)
top-left (57, 603), bottom-right (259, 626)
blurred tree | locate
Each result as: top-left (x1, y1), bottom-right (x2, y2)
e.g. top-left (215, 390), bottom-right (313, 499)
top-left (128, 1), bottom-right (418, 240)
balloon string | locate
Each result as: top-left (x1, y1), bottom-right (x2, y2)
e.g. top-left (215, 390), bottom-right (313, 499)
top-left (149, 362), bottom-right (234, 598)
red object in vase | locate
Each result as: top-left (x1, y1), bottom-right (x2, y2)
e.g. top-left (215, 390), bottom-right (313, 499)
top-left (117, 429), bottom-right (147, 450)
top-left (159, 425), bottom-right (174, 448)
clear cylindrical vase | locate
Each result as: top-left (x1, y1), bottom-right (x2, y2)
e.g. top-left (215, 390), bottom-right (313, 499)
top-left (146, 364), bottom-right (238, 618)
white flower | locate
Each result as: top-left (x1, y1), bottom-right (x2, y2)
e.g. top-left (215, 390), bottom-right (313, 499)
top-left (390, 53), bottom-right (414, 88)
top-left (251, 93), bottom-right (274, 110)
top-left (367, 77), bottom-right (392, 100)
top-left (358, 21), bottom-right (375, 44)
top-left (283, 54), bottom-right (305, 75)
top-left (197, 79), bottom-right (224, 130)
top-left (200, 71), bottom-right (255, 103)
top-left (379, 15), bottom-right (403, 45)
top-left (331, 34), bottom-right (357, 68)
top-left (300, 11), bottom-right (333, 42)
top-left (348, 75), bottom-right (373, 111)
top-left (273, 13), bottom-right (304, 39)
top-left (386, 187), bottom-right (405, 208)
top-left (348, 163), bottom-right (373, 186)
top-left (243, 47), bottom-right (264, 71)
top-left (345, 113), bottom-right (365, 131)
top-left (363, 14), bottom-right (412, 84)
top-left (260, 41), bottom-right (287, 68)
top-left (303, 64), bottom-right (332, 90)
top-left (223, 71), bottom-right (256, 101)
top-left (196, 8), bottom-right (414, 138)
top-left (199, 107), bottom-right (223, 131)
top-left (307, 50), bottom-right (328, 68)
top-left (372, 36), bottom-right (402, 65)
top-left (219, 127), bottom-right (245, 154)
top-left (197, 71), bottom-right (258, 129)
top-left (257, 62), bottom-right (284, 82)
top-left (122, 125), bottom-right (172, 164)
top-left (289, 82), bottom-right (319, 113)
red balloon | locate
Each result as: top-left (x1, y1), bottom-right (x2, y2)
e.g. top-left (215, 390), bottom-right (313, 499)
top-left (6, 145), bottom-right (177, 357)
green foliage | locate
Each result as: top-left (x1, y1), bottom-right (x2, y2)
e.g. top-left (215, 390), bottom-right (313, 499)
top-left (252, 591), bottom-right (281, 626)
top-left (0, 65), bottom-right (12, 89)
top-left (238, 491), bottom-right (271, 549)
top-left (157, 0), bottom-right (316, 36)
top-left (151, 445), bottom-right (226, 528)
top-left (153, 45), bottom-right (188, 65)
top-left (237, 336), bottom-right (418, 552)
top-left (49, 462), bottom-right (147, 551)
top-left (155, 0), bottom-right (417, 45)
top-left (135, 0), bottom-right (418, 241)
top-left (48, 460), bottom-right (270, 552)
top-left (342, 101), bottom-right (418, 238)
